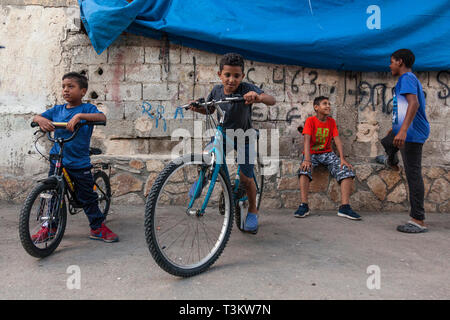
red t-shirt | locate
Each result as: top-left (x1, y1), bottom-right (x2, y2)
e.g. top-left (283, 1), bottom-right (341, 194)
top-left (302, 116), bottom-right (339, 154)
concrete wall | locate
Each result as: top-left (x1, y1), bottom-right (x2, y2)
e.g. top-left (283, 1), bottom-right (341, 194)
top-left (1, 1), bottom-right (449, 212)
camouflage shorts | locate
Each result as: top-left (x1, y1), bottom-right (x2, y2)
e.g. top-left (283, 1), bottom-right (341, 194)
top-left (297, 152), bottom-right (355, 183)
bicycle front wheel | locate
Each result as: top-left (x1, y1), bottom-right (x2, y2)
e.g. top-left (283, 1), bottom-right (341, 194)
top-left (93, 170), bottom-right (111, 219)
top-left (145, 154), bottom-right (234, 277)
top-left (19, 182), bottom-right (67, 258)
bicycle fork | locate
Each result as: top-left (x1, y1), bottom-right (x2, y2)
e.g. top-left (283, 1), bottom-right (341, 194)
top-left (41, 159), bottom-right (65, 228)
top-left (37, 183), bottom-right (63, 229)
top-left (186, 160), bottom-right (221, 217)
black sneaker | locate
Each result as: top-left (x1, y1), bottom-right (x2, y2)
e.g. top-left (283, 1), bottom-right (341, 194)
top-left (337, 205), bottom-right (361, 220)
top-left (294, 203), bottom-right (310, 218)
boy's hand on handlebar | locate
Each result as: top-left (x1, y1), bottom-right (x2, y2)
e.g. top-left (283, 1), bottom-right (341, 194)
top-left (187, 98), bottom-right (215, 114)
top-left (37, 117), bottom-right (55, 132)
top-left (188, 100), bottom-right (202, 113)
top-left (66, 114), bottom-right (81, 132)
top-left (243, 91), bottom-right (262, 105)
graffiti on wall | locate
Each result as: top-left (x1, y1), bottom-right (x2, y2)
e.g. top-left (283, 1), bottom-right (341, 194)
top-left (141, 101), bottom-right (167, 132)
top-left (98, 45), bottom-right (450, 134)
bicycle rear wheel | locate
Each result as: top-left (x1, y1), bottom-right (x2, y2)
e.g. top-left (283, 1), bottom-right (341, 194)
top-left (19, 182), bottom-right (67, 258)
top-left (145, 154), bottom-right (234, 277)
top-left (93, 170), bottom-right (111, 218)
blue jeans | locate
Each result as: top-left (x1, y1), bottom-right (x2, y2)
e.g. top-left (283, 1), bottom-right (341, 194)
top-left (381, 131), bottom-right (425, 221)
top-left (49, 163), bottom-right (105, 229)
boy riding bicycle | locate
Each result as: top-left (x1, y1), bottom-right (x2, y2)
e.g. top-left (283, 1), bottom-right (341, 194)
top-left (32, 72), bottom-right (118, 243)
top-left (189, 53), bottom-right (275, 233)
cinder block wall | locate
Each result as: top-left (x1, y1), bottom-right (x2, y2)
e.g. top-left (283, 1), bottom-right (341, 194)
top-left (1, 1), bottom-right (449, 212)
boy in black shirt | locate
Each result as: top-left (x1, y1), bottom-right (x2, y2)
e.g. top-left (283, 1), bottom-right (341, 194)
top-left (190, 53), bottom-right (275, 233)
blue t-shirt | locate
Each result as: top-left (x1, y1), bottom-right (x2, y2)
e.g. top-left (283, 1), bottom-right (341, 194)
top-left (392, 72), bottom-right (430, 143)
top-left (41, 103), bottom-right (102, 169)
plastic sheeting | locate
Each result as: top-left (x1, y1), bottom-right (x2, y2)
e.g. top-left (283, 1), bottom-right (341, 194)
top-left (79, 0), bottom-right (450, 71)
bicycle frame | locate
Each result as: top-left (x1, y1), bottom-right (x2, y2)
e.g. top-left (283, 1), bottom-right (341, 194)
top-left (187, 123), bottom-right (228, 214)
top-left (43, 130), bottom-right (82, 207)
top-left (33, 121), bottom-right (108, 212)
top-left (50, 150), bottom-right (111, 213)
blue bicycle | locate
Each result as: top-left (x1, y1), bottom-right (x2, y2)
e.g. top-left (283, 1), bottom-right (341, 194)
top-left (144, 96), bottom-right (264, 277)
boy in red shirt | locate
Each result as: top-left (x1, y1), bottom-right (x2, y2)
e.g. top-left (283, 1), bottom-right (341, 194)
top-left (295, 96), bottom-right (361, 220)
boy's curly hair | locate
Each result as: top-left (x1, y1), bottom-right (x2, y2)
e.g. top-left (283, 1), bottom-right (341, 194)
top-left (391, 49), bottom-right (415, 68)
top-left (219, 53), bottom-right (245, 73)
top-left (313, 96), bottom-right (329, 107)
top-left (62, 72), bottom-right (88, 90)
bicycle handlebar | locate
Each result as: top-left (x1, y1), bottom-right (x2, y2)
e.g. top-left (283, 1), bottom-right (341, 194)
top-left (179, 96), bottom-right (245, 124)
top-left (31, 121), bottom-right (106, 144)
top-left (31, 121), bottom-right (106, 128)
top-left (179, 96), bottom-right (245, 110)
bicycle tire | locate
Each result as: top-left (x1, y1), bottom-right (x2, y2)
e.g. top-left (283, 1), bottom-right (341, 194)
top-left (93, 170), bottom-right (111, 219)
top-left (19, 182), bottom-right (67, 258)
top-left (145, 154), bottom-right (234, 277)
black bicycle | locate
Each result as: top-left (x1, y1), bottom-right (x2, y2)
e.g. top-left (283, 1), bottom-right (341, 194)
top-left (19, 121), bottom-right (111, 258)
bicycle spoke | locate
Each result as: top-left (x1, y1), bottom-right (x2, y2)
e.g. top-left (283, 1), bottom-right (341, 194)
top-left (156, 215), bottom-right (189, 238)
top-left (161, 220), bottom-right (190, 252)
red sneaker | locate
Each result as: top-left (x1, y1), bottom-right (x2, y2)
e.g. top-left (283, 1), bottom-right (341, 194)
top-left (31, 226), bottom-right (57, 243)
top-left (90, 223), bottom-right (119, 243)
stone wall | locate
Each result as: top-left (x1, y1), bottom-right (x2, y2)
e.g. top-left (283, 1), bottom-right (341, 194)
top-left (1, 1), bottom-right (449, 212)
top-left (82, 156), bottom-right (449, 214)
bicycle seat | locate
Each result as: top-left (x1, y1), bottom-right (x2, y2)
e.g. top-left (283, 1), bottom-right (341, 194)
top-left (89, 147), bottom-right (102, 155)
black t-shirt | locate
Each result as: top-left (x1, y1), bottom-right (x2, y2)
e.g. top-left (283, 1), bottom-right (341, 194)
top-left (207, 82), bottom-right (263, 131)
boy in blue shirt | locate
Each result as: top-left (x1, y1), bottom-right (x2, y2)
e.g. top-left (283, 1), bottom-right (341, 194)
top-left (189, 53), bottom-right (276, 234)
top-left (32, 72), bottom-right (119, 242)
top-left (377, 49), bottom-right (430, 233)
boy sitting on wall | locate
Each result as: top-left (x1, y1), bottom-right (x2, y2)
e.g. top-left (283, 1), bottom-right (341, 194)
top-left (295, 96), bottom-right (361, 220)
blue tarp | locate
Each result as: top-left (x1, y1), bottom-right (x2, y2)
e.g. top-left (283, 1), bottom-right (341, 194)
top-left (79, 0), bottom-right (450, 71)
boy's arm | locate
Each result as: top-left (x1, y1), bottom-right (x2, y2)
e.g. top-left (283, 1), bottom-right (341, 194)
top-left (301, 134), bottom-right (312, 171)
top-left (33, 114), bottom-right (55, 132)
top-left (189, 103), bottom-right (216, 115)
top-left (244, 91), bottom-right (276, 106)
top-left (258, 93), bottom-right (276, 105)
top-left (393, 93), bottom-right (419, 148)
top-left (333, 135), bottom-right (353, 170)
top-left (67, 113), bottom-right (106, 132)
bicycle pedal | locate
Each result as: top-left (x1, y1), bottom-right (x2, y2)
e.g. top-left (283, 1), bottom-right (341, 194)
top-left (236, 187), bottom-right (246, 199)
top-left (69, 208), bottom-right (82, 215)
top-left (69, 202), bottom-right (83, 215)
